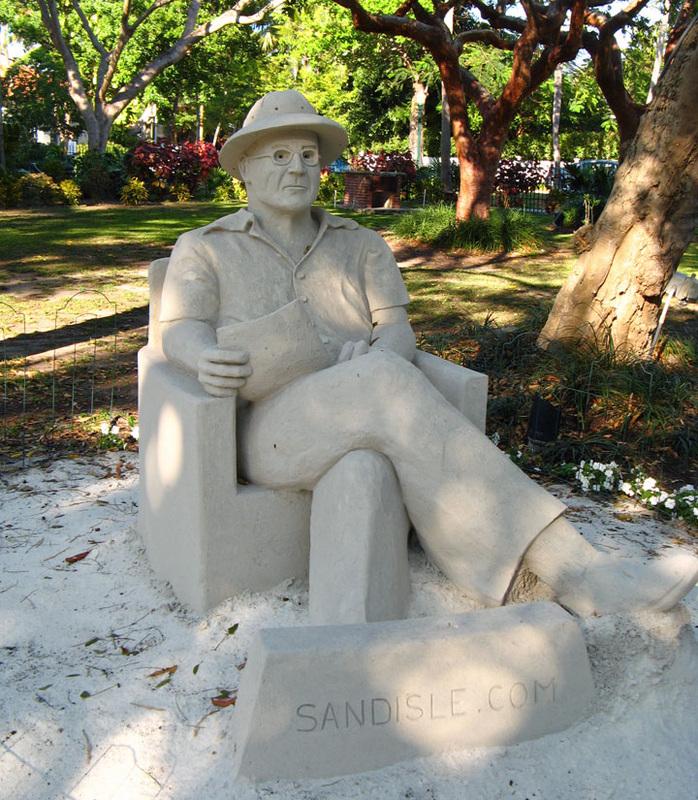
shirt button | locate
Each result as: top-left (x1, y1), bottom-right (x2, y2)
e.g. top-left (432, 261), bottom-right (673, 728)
top-left (299, 295), bottom-right (308, 302)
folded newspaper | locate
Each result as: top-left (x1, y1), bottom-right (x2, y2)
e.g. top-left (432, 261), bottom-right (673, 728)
top-left (216, 299), bottom-right (333, 401)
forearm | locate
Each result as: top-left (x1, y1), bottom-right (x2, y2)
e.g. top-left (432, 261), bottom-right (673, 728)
top-left (162, 319), bottom-right (217, 374)
top-left (370, 307), bottom-right (416, 362)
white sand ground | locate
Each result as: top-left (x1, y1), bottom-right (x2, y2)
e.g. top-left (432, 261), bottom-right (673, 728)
top-left (2, 451), bottom-right (698, 800)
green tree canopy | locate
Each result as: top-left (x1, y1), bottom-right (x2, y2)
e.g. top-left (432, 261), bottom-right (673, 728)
top-left (0, 0), bottom-right (286, 151)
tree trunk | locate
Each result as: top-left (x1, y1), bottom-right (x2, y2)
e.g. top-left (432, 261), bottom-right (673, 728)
top-left (84, 109), bottom-right (115, 153)
top-left (539, 19), bottom-right (698, 356)
top-left (647, 8), bottom-right (670, 103)
top-left (408, 81), bottom-right (428, 166)
top-left (552, 64), bottom-right (563, 188)
top-left (453, 119), bottom-right (506, 220)
top-left (440, 83), bottom-right (453, 194)
top-left (440, 8), bottom-right (454, 195)
top-left (0, 79), bottom-right (6, 171)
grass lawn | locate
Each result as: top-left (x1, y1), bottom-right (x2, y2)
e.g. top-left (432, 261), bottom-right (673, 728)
top-left (1, 203), bottom-right (696, 498)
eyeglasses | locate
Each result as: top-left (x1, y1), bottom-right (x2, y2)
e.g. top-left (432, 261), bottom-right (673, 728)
top-left (247, 146), bottom-right (319, 167)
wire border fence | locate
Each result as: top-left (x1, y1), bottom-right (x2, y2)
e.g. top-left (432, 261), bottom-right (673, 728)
top-left (0, 291), bottom-right (140, 469)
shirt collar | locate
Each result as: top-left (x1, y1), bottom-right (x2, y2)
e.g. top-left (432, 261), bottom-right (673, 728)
top-left (203, 206), bottom-right (359, 235)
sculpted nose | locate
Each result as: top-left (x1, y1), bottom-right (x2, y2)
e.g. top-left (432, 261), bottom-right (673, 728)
top-left (287, 152), bottom-right (307, 175)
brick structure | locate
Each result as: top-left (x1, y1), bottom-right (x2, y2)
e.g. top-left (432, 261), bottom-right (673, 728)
top-left (343, 171), bottom-right (403, 209)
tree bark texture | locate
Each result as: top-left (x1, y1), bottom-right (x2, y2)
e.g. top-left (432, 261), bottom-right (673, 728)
top-left (539, 18), bottom-right (698, 356)
top-left (408, 81), bottom-right (428, 165)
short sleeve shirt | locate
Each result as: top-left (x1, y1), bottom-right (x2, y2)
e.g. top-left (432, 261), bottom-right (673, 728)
top-left (160, 208), bottom-right (410, 361)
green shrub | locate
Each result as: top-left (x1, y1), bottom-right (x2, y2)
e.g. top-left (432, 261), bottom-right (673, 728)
top-left (120, 177), bottom-right (149, 205)
top-left (0, 174), bottom-right (21, 208)
top-left (208, 168), bottom-right (246, 202)
top-left (59, 179), bottom-right (82, 205)
top-left (391, 205), bottom-right (542, 253)
top-left (317, 172), bottom-right (344, 203)
top-left (169, 182), bottom-right (192, 202)
top-left (18, 173), bottom-right (64, 207)
top-left (74, 146), bottom-right (127, 201)
top-left (6, 141), bottom-right (49, 173)
top-left (41, 158), bottom-right (68, 182)
top-left (390, 201), bottom-right (455, 242)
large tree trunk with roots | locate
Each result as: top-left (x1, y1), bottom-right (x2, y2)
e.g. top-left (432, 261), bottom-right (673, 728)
top-left (539, 19), bottom-right (698, 356)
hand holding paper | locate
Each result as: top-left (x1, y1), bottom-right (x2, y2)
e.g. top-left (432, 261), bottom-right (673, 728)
top-left (216, 299), bottom-right (333, 402)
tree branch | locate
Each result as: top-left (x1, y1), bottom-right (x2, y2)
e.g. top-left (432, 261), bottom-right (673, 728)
top-left (583, 0), bottom-right (649, 148)
top-left (108, 0), bottom-right (286, 112)
top-left (666, 0), bottom-right (697, 59)
top-left (69, 0), bottom-right (108, 58)
top-left (183, 0), bottom-right (202, 37)
top-left (455, 28), bottom-right (515, 52)
top-left (468, 0), bottom-right (527, 34)
top-left (459, 64), bottom-right (497, 113)
top-left (129, 0), bottom-right (179, 36)
top-left (37, 0), bottom-right (96, 124)
top-left (333, 0), bottom-right (442, 47)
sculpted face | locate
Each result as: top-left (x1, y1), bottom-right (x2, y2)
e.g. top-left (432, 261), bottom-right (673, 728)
top-left (239, 131), bottom-right (321, 214)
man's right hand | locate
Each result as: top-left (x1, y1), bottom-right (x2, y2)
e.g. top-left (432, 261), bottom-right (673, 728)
top-left (197, 347), bottom-right (252, 397)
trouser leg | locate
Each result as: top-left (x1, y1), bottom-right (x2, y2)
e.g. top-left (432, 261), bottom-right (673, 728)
top-left (309, 450), bottom-right (411, 625)
top-left (239, 350), bottom-right (564, 606)
top-left (524, 516), bottom-right (698, 615)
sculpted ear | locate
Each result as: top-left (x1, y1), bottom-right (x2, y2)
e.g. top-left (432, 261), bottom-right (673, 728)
top-left (238, 155), bottom-right (250, 184)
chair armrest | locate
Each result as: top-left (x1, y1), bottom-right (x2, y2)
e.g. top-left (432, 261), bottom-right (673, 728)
top-left (139, 347), bottom-right (238, 485)
top-left (413, 349), bottom-right (488, 433)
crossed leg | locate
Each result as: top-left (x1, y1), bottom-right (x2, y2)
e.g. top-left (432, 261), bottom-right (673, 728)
top-left (238, 350), bottom-right (698, 615)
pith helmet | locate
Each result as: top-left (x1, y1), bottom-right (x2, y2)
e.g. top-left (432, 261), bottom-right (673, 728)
top-left (218, 90), bottom-right (348, 180)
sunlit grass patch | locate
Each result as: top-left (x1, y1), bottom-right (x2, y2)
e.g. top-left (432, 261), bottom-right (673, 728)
top-left (390, 204), bottom-right (546, 253)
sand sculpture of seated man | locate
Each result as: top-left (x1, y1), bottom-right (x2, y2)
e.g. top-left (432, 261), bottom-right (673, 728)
top-left (160, 90), bottom-right (698, 619)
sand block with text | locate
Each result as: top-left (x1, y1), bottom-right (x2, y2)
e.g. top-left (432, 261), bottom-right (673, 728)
top-left (233, 602), bottom-right (595, 779)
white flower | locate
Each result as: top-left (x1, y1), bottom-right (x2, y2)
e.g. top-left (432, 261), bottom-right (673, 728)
top-left (100, 423), bottom-right (109, 435)
top-left (642, 477), bottom-right (657, 491)
top-left (110, 425), bottom-right (120, 436)
top-left (130, 426), bottom-right (139, 441)
top-left (621, 482), bottom-right (634, 496)
top-left (649, 496), bottom-right (659, 506)
top-left (665, 498), bottom-right (676, 510)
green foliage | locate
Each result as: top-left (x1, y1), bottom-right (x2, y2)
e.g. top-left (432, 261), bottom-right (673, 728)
top-left (0, 0), bottom-right (282, 151)
top-left (391, 204), bottom-right (543, 253)
top-left (1, 46), bottom-right (84, 141)
top-left (259, 3), bottom-right (436, 153)
top-left (418, 313), bottom-right (697, 484)
top-left (5, 140), bottom-right (50, 173)
top-left (206, 168), bottom-right (247, 203)
top-left (59, 179), bottom-right (82, 206)
top-left (17, 172), bottom-right (64, 207)
top-left (562, 161), bottom-right (618, 227)
top-left (169, 182), bottom-right (192, 202)
top-left (317, 171), bottom-right (344, 204)
top-left (0, 173), bottom-right (20, 208)
top-left (120, 177), bottom-right (149, 206)
top-left (74, 147), bottom-right (127, 201)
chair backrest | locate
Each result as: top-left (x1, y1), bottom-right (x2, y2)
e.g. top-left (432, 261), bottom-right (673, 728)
top-left (147, 258), bottom-right (170, 351)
